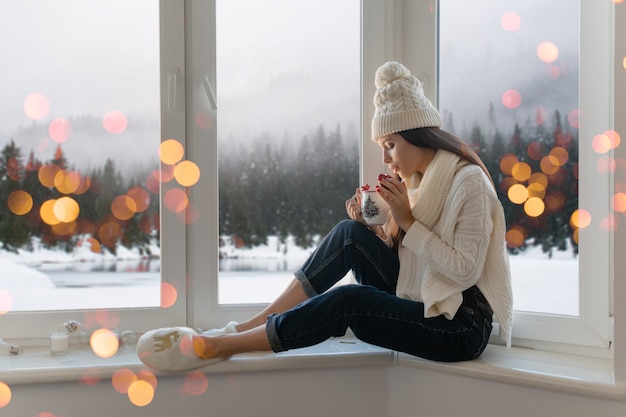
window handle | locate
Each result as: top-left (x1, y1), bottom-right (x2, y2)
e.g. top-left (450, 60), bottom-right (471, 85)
top-left (202, 74), bottom-right (217, 111)
top-left (168, 67), bottom-right (181, 111)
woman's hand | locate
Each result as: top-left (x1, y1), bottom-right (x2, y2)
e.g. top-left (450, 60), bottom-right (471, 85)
top-left (345, 188), bottom-right (365, 224)
top-left (376, 177), bottom-right (414, 232)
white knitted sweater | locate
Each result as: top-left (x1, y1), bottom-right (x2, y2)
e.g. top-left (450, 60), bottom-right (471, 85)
top-left (390, 151), bottom-right (513, 347)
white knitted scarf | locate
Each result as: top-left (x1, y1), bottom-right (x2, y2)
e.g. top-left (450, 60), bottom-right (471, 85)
top-left (407, 149), bottom-right (465, 230)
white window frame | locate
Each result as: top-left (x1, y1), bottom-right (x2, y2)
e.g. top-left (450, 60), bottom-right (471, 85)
top-left (1, 0), bottom-right (613, 357)
top-left (0, 0), bottom-right (187, 341)
top-left (190, 0), bottom-right (614, 355)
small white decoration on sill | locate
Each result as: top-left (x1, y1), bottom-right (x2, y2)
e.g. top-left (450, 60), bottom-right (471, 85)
top-left (49, 320), bottom-right (82, 356)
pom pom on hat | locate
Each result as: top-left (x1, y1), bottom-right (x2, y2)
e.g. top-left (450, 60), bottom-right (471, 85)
top-left (371, 61), bottom-right (442, 141)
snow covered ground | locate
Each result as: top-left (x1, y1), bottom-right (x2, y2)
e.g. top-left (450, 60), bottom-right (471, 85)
top-left (0, 236), bottom-right (578, 315)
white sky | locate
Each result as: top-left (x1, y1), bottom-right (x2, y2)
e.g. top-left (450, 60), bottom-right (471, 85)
top-left (0, 0), bottom-right (578, 166)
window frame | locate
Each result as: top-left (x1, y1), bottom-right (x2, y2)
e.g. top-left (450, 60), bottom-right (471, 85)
top-left (0, 0), bottom-right (187, 342)
top-left (189, 0), bottom-right (614, 355)
top-left (4, 0), bottom-right (609, 355)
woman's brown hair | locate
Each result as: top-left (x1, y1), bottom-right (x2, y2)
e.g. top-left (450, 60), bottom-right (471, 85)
top-left (385, 127), bottom-right (496, 250)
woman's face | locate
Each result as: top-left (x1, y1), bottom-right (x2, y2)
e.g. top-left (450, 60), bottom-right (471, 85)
top-left (376, 134), bottom-right (436, 180)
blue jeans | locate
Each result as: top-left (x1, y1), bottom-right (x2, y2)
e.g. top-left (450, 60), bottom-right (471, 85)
top-left (266, 220), bottom-right (493, 362)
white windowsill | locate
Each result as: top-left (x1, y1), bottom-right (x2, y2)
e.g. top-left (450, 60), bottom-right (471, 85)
top-left (0, 335), bottom-right (394, 385)
top-left (2, 337), bottom-right (624, 402)
top-left (398, 344), bottom-right (624, 401)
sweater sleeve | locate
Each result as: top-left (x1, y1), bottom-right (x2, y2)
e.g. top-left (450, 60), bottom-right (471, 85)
top-left (401, 167), bottom-right (494, 289)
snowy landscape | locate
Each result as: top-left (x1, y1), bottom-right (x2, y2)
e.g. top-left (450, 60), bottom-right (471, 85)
top-left (0, 236), bottom-right (578, 316)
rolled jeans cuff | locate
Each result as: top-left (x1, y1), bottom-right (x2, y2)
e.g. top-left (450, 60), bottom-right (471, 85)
top-left (294, 269), bottom-right (319, 297)
top-left (266, 314), bottom-right (287, 352)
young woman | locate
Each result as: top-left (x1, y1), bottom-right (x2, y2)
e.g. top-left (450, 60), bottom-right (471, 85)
top-left (137, 61), bottom-right (513, 372)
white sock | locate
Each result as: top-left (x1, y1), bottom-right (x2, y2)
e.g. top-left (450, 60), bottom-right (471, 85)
top-left (200, 321), bottom-right (239, 336)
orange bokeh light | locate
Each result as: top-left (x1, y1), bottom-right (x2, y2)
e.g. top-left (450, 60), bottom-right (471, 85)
top-left (23, 93), bottom-right (50, 121)
top-left (0, 382), bottom-right (11, 408)
top-left (127, 187), bottom-right (150, 212)
top-left (7, 190), bottom-right (33, 215)
top-left (592, 134), bottom-right (612, 154)
top-left (98, 221), bottom-right (123, 247)
top-left (571, 209), bottom-right (591, 229)
top-left (511, 162), bottom-right (531, 182)
top-left (40, 199), bottom-right (60, 225)
top-left (174, 160), bottom-right (201, 187)
top-left (90, 328), bottom-right (120, 359)
top-left (537, 41), bottom-right (559, 63)
top-left (111, 195), bottom-right (137, 221)
top-left (103, 110), bottom-right (128, 134)
top-left (524, 196), bottom-right (545, 217)
top-left (54, 169), bottom-right (81, 194)
top-left (38, 164), bottom-right (61, 188)
top-left (612, 192), bottom-right (626, 212)
top-left (160, 139), bottom-right (185, 165)
top-left (508, 183), bottom-right (528, 204)
top-left (499, 153), bottom-right (519, 175)
top-left (505, 227), bottom-right (525, 249)
top-left (128, 380), bottom-right (155, 407)
top-left (53, 196), bottom-right (80, 223)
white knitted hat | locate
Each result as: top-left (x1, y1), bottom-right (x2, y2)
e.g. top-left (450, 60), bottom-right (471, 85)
top-left (371, 61), bottom-right (442, 141)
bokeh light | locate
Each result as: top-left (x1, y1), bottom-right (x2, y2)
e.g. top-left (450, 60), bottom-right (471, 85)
top-left (511, 162), bottom-right (531, 182)
top-left (549, 147), bottom-right (569, 166)
top-left (54, 170), bottom-right (81, 194)
top-left (181, 371), bottom-right (209, 396)
top-left (502, 89), bottom-right (522, 109)
top-left (98, 221), bottom-right (123, 248)
top-left (605, 130), bottom-right (621, 149)
top-left (160, 139), bottom-right (185, 165)
top-left (48, 118), bottom-right (72, 143)
top-left (23, 93), bottom-right (50, 121)
top-left (612, 192), bottom-right (626, 213)
top-left (38, 164), bottom-right (61, 188)
top-left (128, 379), bottom-right (155, 407)
top-left (501, 11), bottom-right (521, 31)
top-left (0, 382), bottom-right (11, 407)
top-left (161, 282), bottom-right (178, 308)
top-left (126, 187), bottom-right (150, 212)
top-left (53, 196), bottom-right (80, 223)
top-left (571, 209), bottom-right (591, 229)
top-left (195, 112), bottom-right (213, 130)
top-left (0, 290), bottom-right (13, 315)
top-left (111, 195), bottom-right (137, 221)
top-left (174, 160), bottom-right (201, 187)
top-left (505, 226), bottom-right (525, 249)
top-left (164, 188), bottom-right (189, 213)
top-left (508, 183), bottom-right (529, 204)
top-left (112, 368), bottom-right (138, 394)
top-left (40, 199), bottom-right (61, 225)
top-left (568, 109), bottom-right (580, 129)
top-left (90, 328), bottom-right (120, 358)
top-left (103, 110), bottom-right (128, 134)
top-left (78, 367), bottom-right (102, 386)
top-left (537, 41), bottom-right (559, 63)
top-left (7, 190), bottom-right (33, 215)
top-left (592, 133), bottom-right (612, 154)
top-left (499, 153), bottom-right (519, 175)
top-left (524, 196), bottom-right (545, 217)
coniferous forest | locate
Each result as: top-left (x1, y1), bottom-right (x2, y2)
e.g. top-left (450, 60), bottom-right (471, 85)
top-left (0, 109), bottom-right (579, 259)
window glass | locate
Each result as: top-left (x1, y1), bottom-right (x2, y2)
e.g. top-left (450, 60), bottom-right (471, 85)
top-left (0, 0), bottom-right (161, 311)
top-left (439, 0), bottom-right (580, 316)
top-left (216, 0), bottom-right (360, 304)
